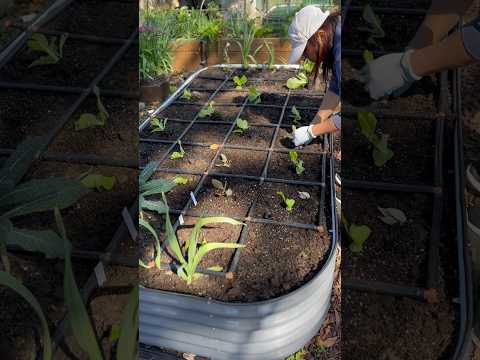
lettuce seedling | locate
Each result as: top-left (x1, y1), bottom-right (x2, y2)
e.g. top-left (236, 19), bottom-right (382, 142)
top-left (233, 75), bottom-right (248, 89)
top-left (75, 86), bottom-right (109, 131)
top-left (173, 176), bottom-right (189, 185)
top-left (170, 141), bottom-right (186, 160)
top-left (150, 117), bottom-right (168, 133)
top-left (290, 106), bottom-right (301, 125)
top-left (302, 58), bottom-right (315, 74)
top-left (286, 72), bottom-right (308, 89)
top-left (289, 150), bottom-right (305, 175)
top-left (247, 86), bottom-right (261, 104)
top-left (361, 4), bottom-right (385, 46)
top-left (277, 191), bottom-right (295, 212)
top-left (27, 33), bottom-right (67, 67)
top-left (341, 212), bottom-right (372, 253)
top-left (233, 118), bottom-right (250, 134)
top-left (199, 101), bottom-right (215, 118)
top-left (180, 89), bottom-right (192, 100)
top-left (215, 153), bottom-right (232, 168)
top-left (357, 111), bottom-right (394, 167)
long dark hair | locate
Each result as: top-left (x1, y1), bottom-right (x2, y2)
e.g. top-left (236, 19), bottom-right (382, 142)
top-left (302, 12), bottom-right (340, 83)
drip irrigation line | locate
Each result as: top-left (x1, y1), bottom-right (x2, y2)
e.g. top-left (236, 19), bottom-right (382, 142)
top-left (173, 100), bottom-right (323, 111)
top-left (427, 192), bottom-right (443, 289)
top-left (0, 80), bottom-right (138, 98)
top-left (139, 137), bottom-right (325, 156)
top-left (341, 178), bottom-right (438, 194)
top-left (188, 87), bottom-right (324, 97)
top-left (343, 278), bottom-right (425, 301)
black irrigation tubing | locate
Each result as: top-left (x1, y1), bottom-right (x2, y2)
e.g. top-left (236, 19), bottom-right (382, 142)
top-left (343, 278), bottom-right (425, 301)
top-left (341, 178), bottom-right (440, 194)
top-left (0, 149), bottom-right (138, 168)
top-left (140, 137), bottom-right (326, 156)
top-left (0, 80), bottom-right (139, 99)
top-left (172, 101), bottom-right (323, 111)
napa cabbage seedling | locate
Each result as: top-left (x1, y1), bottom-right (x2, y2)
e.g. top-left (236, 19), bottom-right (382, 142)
top-left (27, 33), bottom-right (67, 67)
top-left (75, 86), bottom-right (109, 131)
top-left (233, 75), bottom-right (248, 89)
top-left (289, 150), bottom-right (305, 175)
top-left (215, 153), bottom-right (232, 168)
top-left (247, 86), bottom-right (261, 104)
top-left (180, 89), bottom-right (192, 100)
top-left (286, 72), bottom-right (308, 89)
top-left (277, 191), bottom-right (295, 212)
top-left (341, 213), bottom-right (372, 253)
top-left (150, 117), bottom-right (168, 133)
top-left (290, 106), bottom-right (301, 125)
top-left (233, 118), bottom-right (250, 134)
top-left (363, 49), bottom-right (374, 64)
top-left (361, 4), bottom-right (385, 46)
top-left (357, 111), bottom-right (394, 167)
top-left (170, 141), bottom-right (186, 160)
top-left (0, 137), bottom-right (90, 272)
top-left (199, 101), bottom-right (215, 118)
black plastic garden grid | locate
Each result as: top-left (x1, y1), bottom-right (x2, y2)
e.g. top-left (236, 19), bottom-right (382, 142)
top-left (341, 0), bottom-right (450, 302)
top-left (0, 0), bottom-right (138, 353)
top-left (139, 65), bottom-right (332, 279)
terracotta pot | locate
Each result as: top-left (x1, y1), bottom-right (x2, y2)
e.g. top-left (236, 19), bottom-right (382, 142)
top-left (217, 37), bottom-right (292, 65)
top-left (140, 76), bottom-right (170, 103)
top-left (170, 39), bottom-right (203, 74)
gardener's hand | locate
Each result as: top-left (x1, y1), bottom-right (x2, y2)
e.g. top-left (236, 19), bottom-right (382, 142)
top-left (293, 125), bottom-right (315, 147)
top-left (359, 50), bottom-right (422, 100)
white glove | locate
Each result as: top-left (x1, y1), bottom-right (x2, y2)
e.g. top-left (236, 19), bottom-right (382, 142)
top-left (293, 125), bottom-right (315, 147)
top-left (359, 50), bottom-right (422, 100)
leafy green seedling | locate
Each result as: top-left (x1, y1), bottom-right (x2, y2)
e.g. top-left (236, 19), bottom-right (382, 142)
top-left (169, 85), bottom-right (177, 94)
top-left (363, 50), bottom-right (374, 64)
top-left (233, 118), bottom-right (250, 134)
top-left (173, 176), bottom-right (189, 185)
top-left (357, 111), bottom-right (394, 167)
top-left (286, 72), bottom-right (308, 89)
top-left (75, 86), bottom-right (109, 130)
top-left (289, 150), bottom-right (305, 175)
top-left (290, 106), bottom-right (302, 125)
top-left (199, 101), bottom-right (215, 118)
top-left (277, 191), bottom-right (295, 212)
top-left (302, 58), bottom-right (315, 74)
top-left (180, 89), bottom-right (192, 100)
top-left (247, 86), bottom-right (261, 104)
top-left (211, 178), bottom-right (233, 197)
top-left (27, 33), bottom-right (67, 67)
top-left (286, 348), bottom-right (307, 360)
top-left (150, 117), bottom-right (168, 133)
top-left (233, 75), bottom-right (248, 89)
top-left (378, 207), bottom-right (407, 225)
top-left (342, 213), bottom-right (372, 253)
top-left (170, 141), bottom-right (185, 160)
top-left (216, 153), bottom-right (232, 168)
top-left (361, 4), bottom-right (385, 46)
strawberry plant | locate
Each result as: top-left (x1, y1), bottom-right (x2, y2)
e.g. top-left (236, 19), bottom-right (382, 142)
top-left (247, 86), bottom-right (261, 104)
top-left (180, 89), bottom-right (192, 100)
top-left (277, 191), bottom-right (295, 212)
top-left (170, 141), bottom-right (186, 160)
top-left (290, 106), bottom-right (301, 125)
top-left (289, 150), bottom-right (305, 175)
top-left (199, 101), bottom-right (215, 118)
top-left (233, 118), bottom-right (250, 134)
top-left (357, 111), bottom-right (394, 167)
top-left (233, 75), bottom-right (248, 89)
top-left (150, 117), bottom-right (168, 133)
top-left (27, 33), bottom-right (67, 67)
top-left (341, 213), bottom-right (372, 253)
top-left (286, 72), bottom-right (308, 89)
top-left (75, 86), bottom-right (109, 131)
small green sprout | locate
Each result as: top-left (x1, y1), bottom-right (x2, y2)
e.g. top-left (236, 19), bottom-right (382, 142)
top-left (173, 176), bottom-right (189, 185)
top-left (289, 150), bottom-right (305, 175)
top-left (180, 89), bottom-right (192, 100)
top-left (216, 153), bottom-right (232, 168)
top-left (211, 178), bottom-right (233, 197)
top-left (357, 111), bottom-right (394, 167)
top-left (342, 212), bottom-right (372, 253)
top-left (290, 106), bottom-right (301, 125)
top-left (150, 117), bottom-right (168, 133)
top-left (286, 72), bottom-right (308, 89)
top-left (233, 75), bottom-right (248, 89)
top-left (247, 86), bottom-right (261, 104)
top-left (199, 101), bottom-right (215, 118)
top-left (277, 191), bottom-right (295, 212)
top-left (75, 86), bottom-right (109, 131)
top-left (27, 33), bottom-right (67, 67)
top-left (233, 118), bottom-right (250, 134)
top-left (170, 141), bottom-right (185, 160)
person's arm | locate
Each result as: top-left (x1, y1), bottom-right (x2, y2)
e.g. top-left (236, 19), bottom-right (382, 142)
top-left (312, 90), bottom-right (340, 124)
top-left (311, 116), bottom-right (338, 136)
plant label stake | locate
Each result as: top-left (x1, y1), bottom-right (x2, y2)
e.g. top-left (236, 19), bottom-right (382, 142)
top-left (94, 262), bottom-right (107, 286)
top-left (190, 192), bottom-right (198, 206)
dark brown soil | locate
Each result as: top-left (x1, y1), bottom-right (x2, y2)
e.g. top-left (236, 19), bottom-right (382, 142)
top-left (210, 90), bottom-right (246, 104)
top-left (210, 148), bottom-right (268, 176)
top-left (175, 90), bottom-right (215, 104)
top-left (282, 107), bottom-right (318, 127)
top-left (190, 77), bottom-right (225, 90)
top-left (342, 189), bottom-right (431, 286)
top-left (183, 123), bottom-right (231, 144)
top-left (100, 46), bottom-right (137, 91)
top-left (260, 92), bottom-right (288, 105)
top-left (241, 105), bottom-right (283, 125)
top-left (226, 125), bottom-right (274, 148)
top-left (140, 120), bottom-right (189, 141)
top-left (0, 39), bottom-right (119, 87)
top-left (160, 104), bottom-right (202, 121)
top-left (268, 152), bottom-right (323, 182)
top-left (342, 115), bottom-right (436, 184)
top-left (287, 94), bottom-right (323, 108)
top-left (161, 145), bottom-right (216, 173)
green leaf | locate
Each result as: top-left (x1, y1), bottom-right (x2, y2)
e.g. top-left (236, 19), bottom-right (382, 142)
top-left (286, 72), bottom-right (308, 89)
top-left (5, 226), bottom-right (64, 259)
top-left (140, 218), bottom-right (161, 268)
top-left (29, 55), bottom-right (58, 67)
top-left (140, 197), bottom-right (168, 215)
top-left (233, 75), bottom-right (248, 89)
top-left (363, 50), bottom-right (374, 64)
top-left (0, 271), bottom-right (52, 360)
top-left (295, 159), bottom-right (305, 175)
top-left (55, 208), bottom-right (103, 360)
top-left (139, 161), bottom-right (159, 187)
top-left (116, 286), bottom-right (139, 360)
top-left (285, 198), bottom-right (295, 211)
top-left (234, 118), bottom-right (250, 133)
top-left (348, 224), bottom-right (372, 253)
top-left (170, 151), bottom-right (184, 160)
top-left (180, 89), bottom-right (192, 100)
top-left (289, 150), bottom-right (298, 163)
top-left (141, 178), bottom-right (176, 196)
top-left (162, 193), bottom-right (186, 265)
top-left (75, 113), bottom-right (104, 131)
top-left (0, 136), bottom-right (48, 192)
top-left (109, 324), bottom-right (121, 342)
top-left (247, 86), bottom-right (261, 104)
top-left (173, 176), bottom-right (189, 185)
top-left (0, 218), bottom-right (12, 272)
top-left (198, 101), bottom-right (215, 118)
top-left (357, 111), bottom-right (377, 140)
top-left (81, 175), bottom-right (116, 191)
top-left (290, 106), bottom-right (301, 123)
top-left (372, 135), bottom-right (394, 167)
top-left (302, 59), bottom-right (315, 73)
